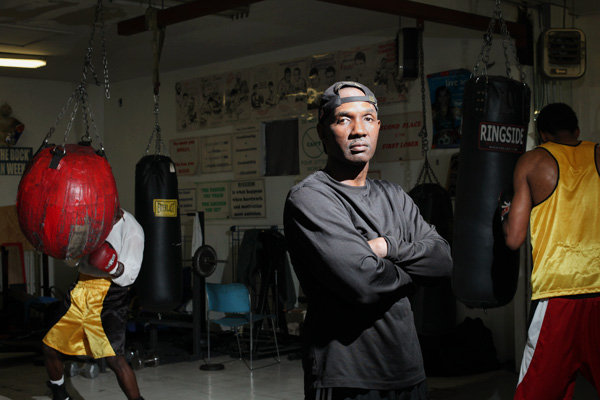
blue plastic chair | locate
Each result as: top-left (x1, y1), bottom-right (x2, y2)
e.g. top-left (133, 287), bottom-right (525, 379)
top-left (204, 282), bottom-right (280, 370)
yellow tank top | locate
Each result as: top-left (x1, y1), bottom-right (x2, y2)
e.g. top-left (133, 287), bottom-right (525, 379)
top-left (530, 141), bottom-right (600, 300)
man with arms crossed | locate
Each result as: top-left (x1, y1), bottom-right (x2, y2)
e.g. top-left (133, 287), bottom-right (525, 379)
top-left (284, 81), bottom-right (452, 400)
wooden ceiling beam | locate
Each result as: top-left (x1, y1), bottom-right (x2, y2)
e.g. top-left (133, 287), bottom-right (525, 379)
top-left (117, 0), bottom-right (262, 36)
top-left (318, 0), bottom-right (528, 50)
top-left (117, 0), bottom-right (532, 64)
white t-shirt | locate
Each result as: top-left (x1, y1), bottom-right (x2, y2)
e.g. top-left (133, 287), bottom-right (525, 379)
top-left (78, 209), bottom-right (145, 287)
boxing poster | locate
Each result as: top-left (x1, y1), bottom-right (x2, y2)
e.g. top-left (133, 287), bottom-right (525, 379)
top-left (339, 46), bottom-right (375, 89)
top-left (175, 39), bottom-right (420, 134)
top-left (427, 69), bottom-right (470, 149)
top-left (248, 64), bottom-right (279, 120)
top-left (275, 59), bottom-right (309, 116)
top-left (175, 78), bottom-right (203, 132)
top-left (224, 69), bottom-right (251, 123)
top-left (372, 40), bottom-right (410, 104)
top-left (306, 52), bottom-right (338, 111)
top-left (197, 74), bottom-right (225, 128)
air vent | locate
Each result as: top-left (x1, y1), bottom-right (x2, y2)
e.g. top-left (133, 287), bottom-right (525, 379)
top-left (540, 28), bottom-right (586, 79)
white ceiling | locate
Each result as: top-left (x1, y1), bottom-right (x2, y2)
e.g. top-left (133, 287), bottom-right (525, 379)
top-left (0, 0), bottom-right (598, 83)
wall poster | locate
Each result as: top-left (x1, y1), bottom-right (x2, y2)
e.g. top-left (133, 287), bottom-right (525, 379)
top-left (373, 40), bottom-right (410, 103)
top-left (169, 137), bottom-right (199, 176)
top-left (230, 179), bottom-right (265, 219)
top-left (198, 181), bottom-right (230, 219)
top-left (275, 59), bottom-right (309, 117)
top-left (427, 68), bottom-right (470, 149)
top-left (0, 147), bottom-right (32, 175)
top-left (201, 134), bottom-right (232, 173)
top-left (298, 115), bottom-right (326, 178)
top-left (178, 186), bottom-right (197, 224)
top-left (307, 52), bottom-right (338, 111)
top-left (249, 64), bottom-right (278, 120)
top-left (224, 69), bottom-right (251, 123)
top-left (375, 111), bottom-right (424, 162)
top-left (232, 124), bottom-right (261, 179)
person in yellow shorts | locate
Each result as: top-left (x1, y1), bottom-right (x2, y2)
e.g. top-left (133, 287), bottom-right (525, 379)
top-left (42, 208), bottom-right (145, 400)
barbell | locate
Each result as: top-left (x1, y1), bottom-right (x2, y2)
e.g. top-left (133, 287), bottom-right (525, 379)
top-left (192, 244), bottom-right (227, 278)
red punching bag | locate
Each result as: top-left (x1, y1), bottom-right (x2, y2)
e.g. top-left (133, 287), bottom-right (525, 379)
top-left (16, 143), bottom-right (119, 260)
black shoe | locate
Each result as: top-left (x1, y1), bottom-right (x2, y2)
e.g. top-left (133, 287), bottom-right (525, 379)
top-left (46, 381), bottom-right (71, 400)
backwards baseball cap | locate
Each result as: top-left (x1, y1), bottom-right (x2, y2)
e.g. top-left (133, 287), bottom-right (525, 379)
top-left (318, 81), bottom-right (378, 123)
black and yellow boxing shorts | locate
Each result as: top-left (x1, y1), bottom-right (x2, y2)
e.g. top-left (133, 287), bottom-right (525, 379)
top-left (43, 274), bottom-right (129, 359)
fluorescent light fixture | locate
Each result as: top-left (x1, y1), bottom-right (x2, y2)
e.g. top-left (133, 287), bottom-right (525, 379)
top-left (0, 53), bottom-right (47, 69)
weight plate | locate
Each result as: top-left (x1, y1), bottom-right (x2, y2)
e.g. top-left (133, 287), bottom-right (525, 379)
top-left (192, 244), bottom-right (217, 277)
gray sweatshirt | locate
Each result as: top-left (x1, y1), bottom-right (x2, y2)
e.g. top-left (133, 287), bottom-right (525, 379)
top-left (284, 170), bottom-right (452, 393)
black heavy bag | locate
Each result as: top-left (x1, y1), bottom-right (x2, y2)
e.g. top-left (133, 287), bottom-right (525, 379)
top-left (409, 182), bottom-right (456, 335)
top-left (135, 154), bottom-right (182, 312)
top-left (452, 75), bottom-right (530, 308)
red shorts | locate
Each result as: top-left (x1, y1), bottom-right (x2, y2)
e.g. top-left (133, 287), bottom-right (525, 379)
top-left (515, 296), bottom-right (600, 400)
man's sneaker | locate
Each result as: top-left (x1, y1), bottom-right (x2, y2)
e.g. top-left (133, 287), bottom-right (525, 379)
top-left (46, 381), bottom-right (71, 400)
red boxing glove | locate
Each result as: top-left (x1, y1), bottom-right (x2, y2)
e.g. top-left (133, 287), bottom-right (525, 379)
top-left (88, 242), bottom-right (120, 275)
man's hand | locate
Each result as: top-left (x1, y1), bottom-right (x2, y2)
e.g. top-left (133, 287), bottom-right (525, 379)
top-left (88, 242), bottom-right (123, 277)
top-left (368, 237), bottom-right (388, 258)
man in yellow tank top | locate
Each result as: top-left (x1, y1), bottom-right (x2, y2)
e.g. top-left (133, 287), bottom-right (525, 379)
top-left (502, 103), bottom-right (600, 399)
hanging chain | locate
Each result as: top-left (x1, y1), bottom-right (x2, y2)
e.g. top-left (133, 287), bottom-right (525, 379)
top-left (144, 6), bottom-right (167, 156)
top-left (145, 94), bottom-right (167, 155)
top-left (43, 0), bottom-right (110, 151)
top-left (473, 0), bottom-right (526, 82)
top-left (418, 28), bottom-right (428, 158)
top-left (498, 5), bottom-right (526, 82)
top-left (415, 26), bottom-right (439, 186)
top-left (99, 0), bottom-right (111, 99)
top-left (473, 8), bottom-right (496, 77)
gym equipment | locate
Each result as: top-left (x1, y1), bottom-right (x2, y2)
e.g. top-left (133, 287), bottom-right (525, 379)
top-left (64, 361), bottom-right (99, 379)
top-left (135, 154), bottom-right (183, 312)
top-left (134, 28), bottom-right (182, 311)
top-left (409, 181), bottom-right (456, 335)
top-left (16, 0), bottom-right (113, 261)
top-left (124, 347), bottom-right (137, 363)
top-left (130, 354), bottom-right (160, 370)
top-left (88, 241), bottom-right (119, 274)
top-left (452, 0), bottom-right (530, 309)
top-left (190, 243), bottom-right (227, 371)
top-left (16, 143), bottom-right (119, 260)
top-left (192, 244), bottom-right (226, 278)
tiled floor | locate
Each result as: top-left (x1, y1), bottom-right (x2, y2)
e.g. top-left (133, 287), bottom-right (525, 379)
top-left (1, 350), bottom-right (598, 400)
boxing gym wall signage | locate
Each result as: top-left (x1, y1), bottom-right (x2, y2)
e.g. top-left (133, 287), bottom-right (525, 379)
top-left (0, 147), bottom-right (32, 175)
